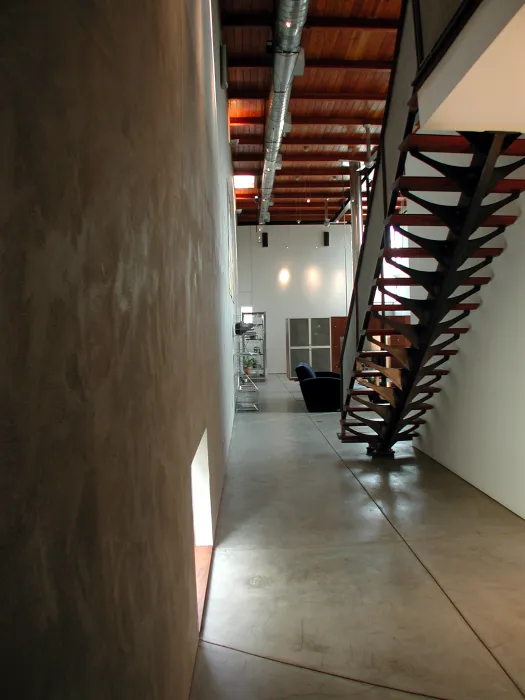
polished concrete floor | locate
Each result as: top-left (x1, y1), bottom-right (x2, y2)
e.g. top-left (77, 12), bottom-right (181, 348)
top-left (191, 375), bottom-right (525, 700)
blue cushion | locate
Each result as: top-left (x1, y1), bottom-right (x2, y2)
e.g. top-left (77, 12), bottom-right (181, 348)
top-left (295, 362), bottom-right (316, 380)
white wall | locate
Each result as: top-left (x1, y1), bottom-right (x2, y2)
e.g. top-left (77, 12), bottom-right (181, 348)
top-left (415, 191), bottom-right (525, 519)
top-left (238, 224), bottom-right (351, 373)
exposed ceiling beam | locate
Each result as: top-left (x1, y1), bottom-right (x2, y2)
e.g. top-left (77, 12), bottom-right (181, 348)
top-left (273, 182), bottom-right (351, 189)
top-left (228, 89), bottom-right (387, 101)
top-left (237, 218), bottom-right (355, 225)
top-left (235, 167), bottom-right (361, 176)
top-left (238, 203), bottom-right (342, 209)
top-left (230, 116), bottom-right (383, 126)
top-left (221, 13), bottom-right (399, 31)
top-left (236, 135), bottom-right (380, 146)
top-left (228, 57), bottom-right (392, 70)
top-left (274, 192), bottom-right (352, 197)
top-left (236, 195), bottom-right (349, 202)
top-left (233, 153), bottom-right (367, 162)
top-left (238, 215), bottom-right (336, 220)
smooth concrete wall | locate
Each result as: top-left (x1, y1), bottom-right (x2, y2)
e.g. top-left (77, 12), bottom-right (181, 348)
top-left (415, 191), bottom-right (525, 520)
top-left (0, 1), bottom-right (235, 698)
top-left (237, 224), bottom-right (351, 373)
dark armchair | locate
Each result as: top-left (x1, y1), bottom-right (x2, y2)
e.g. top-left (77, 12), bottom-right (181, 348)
top-left (295, 362), bottom-right (341, 412)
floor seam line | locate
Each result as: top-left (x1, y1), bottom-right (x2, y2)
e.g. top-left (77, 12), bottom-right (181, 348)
top-left (199, 639), bottom-right (447, 700)
top-left (304, 405), bottom-right (525, 700)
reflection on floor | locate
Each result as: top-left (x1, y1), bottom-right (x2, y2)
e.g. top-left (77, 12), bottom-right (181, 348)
top-left (194, 545), bottom-right (213, 630)
top-left (191, 375), bottom-right (525, 700)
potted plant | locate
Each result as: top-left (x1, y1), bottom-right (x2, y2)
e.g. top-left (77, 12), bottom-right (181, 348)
top-left (243, 357), bottom-right (255, 375)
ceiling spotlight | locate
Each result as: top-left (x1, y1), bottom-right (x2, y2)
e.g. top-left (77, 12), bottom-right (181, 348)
top-left (306, 198), bottom-right (311, 203)
top-left (285, 19), bottom-right (292, 28)
top-left (297, 219), bottom-right (301, 224)
top-left (254, 195), bottom-right (259, 200)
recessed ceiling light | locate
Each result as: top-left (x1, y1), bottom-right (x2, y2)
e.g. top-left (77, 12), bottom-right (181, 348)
top-left (285, 20), bottom-right (292, 28)
top-left (306, 198), bottom-right (311, 203)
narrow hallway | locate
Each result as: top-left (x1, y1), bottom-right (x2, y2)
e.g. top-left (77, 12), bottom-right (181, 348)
top-left (191, 376), bottom-right (525, 700)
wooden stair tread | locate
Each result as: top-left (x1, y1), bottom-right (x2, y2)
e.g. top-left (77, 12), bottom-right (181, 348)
top-left (377, 276), bottom-right (491, 287)
top-left (349, 387), bottom-right (441, 395)
top-left (364, 327), bottom-right (468, 335)
top-left (342, 419), bottom-right (426, 426)
top-left (346, 402), bottom-right (433, 411)
top-left (388, 214), bottom-right (517, 227)
top-left (345, 405), bottom-right (386, 412)
top-left (383, 247), bottom-right (503, 259)
top-left (339, 433), bottom-right (419, 443)
top-left (337, 433), bottom-right (375, 444)
top-left (395, 176), bottom-right (525, 193)
top-left (359, 349), bottom-right (457, 357)
top-left (400, 133), bottom-right (525, 156)
top-left (355, 370), bottom-right (448, 377)
top-left (371, 303), bottom-right (479, 311)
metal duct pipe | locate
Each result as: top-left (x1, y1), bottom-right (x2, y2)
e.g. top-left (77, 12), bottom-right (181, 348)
top-left (259, 0), bottom-right (309, 224)
top-left (349, 162), bottom-right (363, 281)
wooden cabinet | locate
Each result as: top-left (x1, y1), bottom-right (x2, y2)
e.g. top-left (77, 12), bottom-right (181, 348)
top-left (330, 316), bottom-right (347, 374)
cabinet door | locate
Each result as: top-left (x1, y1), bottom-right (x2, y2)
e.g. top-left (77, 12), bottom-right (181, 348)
top-left (311, 347), bottom-right (331, 372)
top-left (290, 348), bottom-right (311, 377)
top-left (289, 318), bottom-right (309, 347)
top-left (311, 318), bottom-right (330, 347)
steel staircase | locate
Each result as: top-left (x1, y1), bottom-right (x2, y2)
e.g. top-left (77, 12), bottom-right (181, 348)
top-left (339, 125), bottom-right (525, 456)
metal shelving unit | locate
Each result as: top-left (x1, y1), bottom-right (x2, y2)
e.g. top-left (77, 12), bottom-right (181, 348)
top-left (240, 311), bottom-right (266, 383)
top-left (235, 371), bottom-right (260, 412)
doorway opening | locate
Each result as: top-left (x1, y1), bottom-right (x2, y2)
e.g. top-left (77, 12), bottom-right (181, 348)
top-left (191, 429), bottom-right (214, 629)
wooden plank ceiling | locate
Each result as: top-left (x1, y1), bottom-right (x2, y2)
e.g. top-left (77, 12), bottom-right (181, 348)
top-left (221, 0), bottom-right (402, 224)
